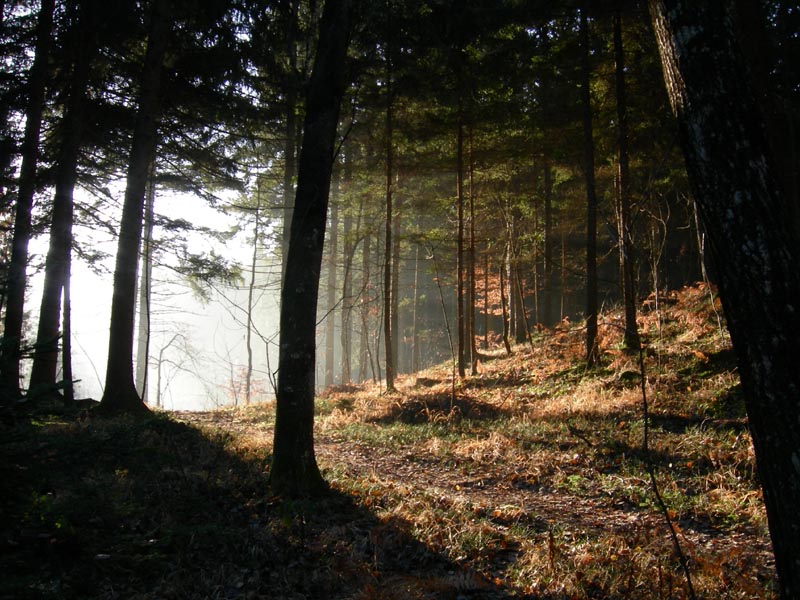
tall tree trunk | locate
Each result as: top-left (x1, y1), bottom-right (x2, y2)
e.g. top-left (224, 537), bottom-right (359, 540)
top-left (580, 8), bottom-right (599, 366)
top-left (456, 96), bottom-right (466, 377)
top-left (500, 238), bottom-right (512, 355)
top-left (135, 171), bottom-right (156, 402)
top-left (61, 248), bottom-right (74, 403)
top-left (614, 10), bottom-right (640, 351)
top-left (340, 152), bottom-right (354, 384)
top-left (383, 14), bottom-right (396, 392)
top-left (468, 127), bottom-right (478, 373)
top-left (411, 244), bottom-right (421, 374)
top-left (281, 0), bottom-right (299, 276)
top-left (543, 159), bottom-right (554, 326)
top-left (324, 188), bottom-right (338, 387)
top-left (359, 226), bottom-right (371, 382)
top-left (270, 0), bottom-right (351, 496)
top-left (483, 247), bottom-right (489, 349)
top-left (512, 254), bottom-right (526, 343)
top-left (391, 180), bottom-right (400, 373)
top-left (100, 0), bottom-right (171, 413)
top-left (28, 1), bottom-right (94, 397)
top-left (245, 198), bottom-right (261, 406)
top-left (650, 3), bottom-right (800, 597)
top-left (1, 0), bottom-right (55, 402)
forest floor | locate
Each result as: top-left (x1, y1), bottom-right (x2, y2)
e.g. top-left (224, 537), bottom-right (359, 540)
top-left (0, 283), bottom-right (778, 599)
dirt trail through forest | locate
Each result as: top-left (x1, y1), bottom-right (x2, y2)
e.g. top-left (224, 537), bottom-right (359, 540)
top-left (175, 408), bottom-right (775, 588)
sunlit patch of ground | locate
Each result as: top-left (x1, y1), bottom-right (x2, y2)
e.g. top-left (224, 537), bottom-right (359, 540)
top-left (1, 284), bottom-right (776, 599)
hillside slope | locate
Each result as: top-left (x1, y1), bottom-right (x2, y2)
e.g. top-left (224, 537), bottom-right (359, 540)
top-left (0, 284), bottom-right (776, 599)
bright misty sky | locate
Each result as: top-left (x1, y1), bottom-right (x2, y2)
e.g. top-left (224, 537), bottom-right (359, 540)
top-left (26, 190), bottom-right (281, 411)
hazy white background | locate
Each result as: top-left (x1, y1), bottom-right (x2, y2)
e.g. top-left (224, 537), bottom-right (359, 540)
top-left (26, 190), bottom-right (281, 411)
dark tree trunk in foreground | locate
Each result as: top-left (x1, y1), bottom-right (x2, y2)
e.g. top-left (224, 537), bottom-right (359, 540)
top-left (580, 8), bottom-right (599, 366)
top-left (0, 0), bottom-right (55, 402)
top-left (650, 3), bottom-right (800, 597)
top-left (29, 1), bottom-right (95, 397)
top-left (270, 0), bottom-right (351, 497)
top-left (614, 10), bottom-right (640, 351)
top-left (100, 0), bottom-right (171, 414)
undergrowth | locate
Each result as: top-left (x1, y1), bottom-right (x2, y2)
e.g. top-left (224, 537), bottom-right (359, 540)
top-left (0, 284), bottom-right (776, 599)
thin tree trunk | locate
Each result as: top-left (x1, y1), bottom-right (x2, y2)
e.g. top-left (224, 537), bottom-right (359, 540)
top-left (340, 153), bottom-right (354, 384)
top-left (468, 126), bottom-right (477, 373)
top-left (245, 199), bottom-right (261, 405)
top-left (411, 244), bottom-right (420, 374)
top-left (581, 8), bottom-right (599, 366)
top-left (543, 159), bottom-right (554, 326)
top-left (359, 226), bottom-right (371, 382)
top-left (1, 0), bottom-right (55, 401)
top-left (135, 170), bottom-right (156, 402)
top-left (500, 241), bottom-right (512, 355)
top-left (650, 3), bottom-right (800, 596)
top-left (614, 10), bottom-right (640, 351)
top-left (270, 0), bottom-right (351, 496)
top-left (391, 180), bottom-right (400, 373)
top-left (456, 96), bottom-right (466, 377)
top-left (515, 272), bottom-right (534, 351)
top-left (61, 248), bottom-right (74, 404)
top-left (383, 13), bottom-right (396, 392)
top-left (532, 186), bottom-right (540, 325)
top-left (483, 247), bottom-right (489, 349)
top-left (100, 0), bottom-right (171, 413)
top-left (281, 0), bottom-right (299, 277)
top-left (325, 188), bottom-right (338, 387)
top-left (512, 253), bottom-right (526, 343)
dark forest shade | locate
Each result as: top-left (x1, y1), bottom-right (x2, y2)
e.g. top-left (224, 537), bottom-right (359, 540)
top-left (0, 0), bottom-right (55, 402)
top-left (650, 2), bottom-right (800, 597)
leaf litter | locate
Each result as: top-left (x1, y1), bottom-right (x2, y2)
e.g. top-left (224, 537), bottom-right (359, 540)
top-left (0, 284), bottom-right (776, 599)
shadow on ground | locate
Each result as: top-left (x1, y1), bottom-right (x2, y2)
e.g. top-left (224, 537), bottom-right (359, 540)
top-left (367, 390), bottom-right (514, 425)
top-left (0, 409), bottom-right (549, 599)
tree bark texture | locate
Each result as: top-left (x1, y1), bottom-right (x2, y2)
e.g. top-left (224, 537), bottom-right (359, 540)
top-left (1, 0), bottom-right (55, 401)
top-left (270, 0), bottom-right (351, 496)
top-left (101, 0), bottom-right (171, 413)
top-left (650, 2), bottom-right (800, 596)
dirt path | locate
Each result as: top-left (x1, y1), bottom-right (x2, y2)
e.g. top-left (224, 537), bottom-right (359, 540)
top-left (174, 409), bottom-right (775, 591)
